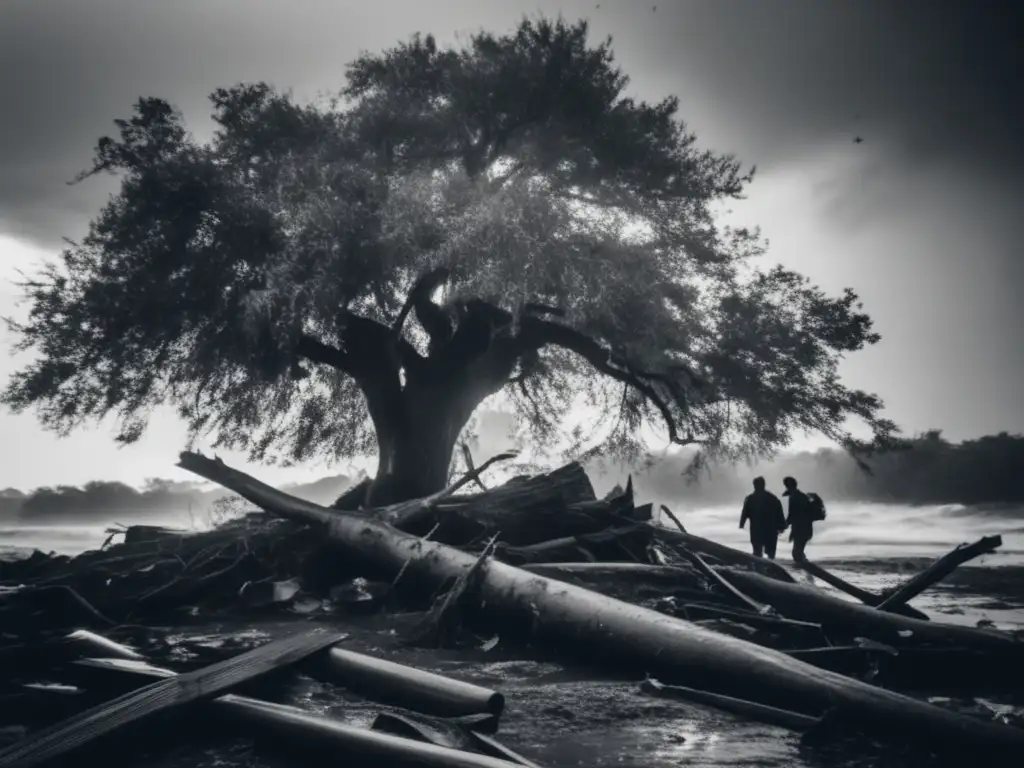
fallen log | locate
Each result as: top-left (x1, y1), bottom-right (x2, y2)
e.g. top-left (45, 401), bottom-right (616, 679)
top-left (721, 568), bottom-right (1022, 653)
top-left (0, 628), bottom-right (346, 768)
top-left (640, 677), bottom-right (819, 731)
top-left (677, 603), bottom-right (828, 641)
top-left (876, 535), bottom-right (1002, 613)
top-left (651, 526), bottom-right (796, 583)
top-left (522, 562), bottom-right (722, 605)
top-left (65, 658), bottom-right (520, 768)
top-left (496, 526), bottom-right (653, 565)
top-left (176, 451), bottom-right (1024, 759)
top-left (796, 559), bottom-right (931, 621)
top-left (304, 647), bottom-right (505, 720)
top-left (233, 697), bottom-right (520, 768)
top-left (381, 462), bottom-right (596, 544)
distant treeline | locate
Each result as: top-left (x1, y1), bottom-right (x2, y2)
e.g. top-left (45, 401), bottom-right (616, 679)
top-left (630, 431), bottom-right (1024, 507)
top-left (0, 474), bottom-right (358, 524)
top-left (2, 431), bottom-right (1020, 523)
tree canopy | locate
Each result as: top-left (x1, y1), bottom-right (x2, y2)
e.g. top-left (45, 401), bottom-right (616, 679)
top-left (2, 18), bottom-right (898, 485)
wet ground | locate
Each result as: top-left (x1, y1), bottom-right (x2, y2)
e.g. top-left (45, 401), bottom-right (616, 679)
top-left (113, 561), bottom-right (1024, 768)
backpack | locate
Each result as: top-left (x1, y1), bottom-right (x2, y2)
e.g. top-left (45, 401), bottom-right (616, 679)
top-left (807, 492), bottom-right (827, 522)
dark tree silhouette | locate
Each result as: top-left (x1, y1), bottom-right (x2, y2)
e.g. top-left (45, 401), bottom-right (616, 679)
top-left (1, 19), bottom-right (898, 506)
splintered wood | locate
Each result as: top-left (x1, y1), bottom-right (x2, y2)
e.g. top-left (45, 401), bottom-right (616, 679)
top-left (0, 629), bottom-right (346, 768)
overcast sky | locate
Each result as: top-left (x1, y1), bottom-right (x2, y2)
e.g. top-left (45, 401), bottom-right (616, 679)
top-left (1, 0), bottom-right (1021, 491)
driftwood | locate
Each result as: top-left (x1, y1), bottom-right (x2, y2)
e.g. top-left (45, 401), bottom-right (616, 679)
top-left (496, 525), bottom-right (653, 565)
top-left (305, 647), bottom-right (505, 720)
top-left (235, 697), bottom-right (517, 768)
top-left (675, 603), bottom-right (828, 644)
top-left (722, 568), bottom-right (1023, 654)
top-left (652, 526), bottom-right (796, 583)
top-left (640, 677), bottom-right (819, 731)
top-left (677, 549), bottom-right (773, 614)
top-left (876, 535), bottom-right (1002, 612)
top-left (67, 658), bottom-right (518, 768)
top-left (379, 461), bottom-right (592, 542)
top-left (794, 558), bottom-right (931, 621)
top-left (0, 629), bottom-right (346, 768)
top-left (175, 450), bottom-right (1024, 758)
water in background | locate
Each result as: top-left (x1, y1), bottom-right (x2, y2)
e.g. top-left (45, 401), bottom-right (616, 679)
top-left (0, 510), bottom-right (198, 560)
top-left (650, 499), bottom-right (1024, 567)
top-left (2, 501), bottom-right (1022, 565)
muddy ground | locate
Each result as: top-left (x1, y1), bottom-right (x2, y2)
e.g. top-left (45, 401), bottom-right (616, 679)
top-left (89, 563), bottom-right (1022, 768)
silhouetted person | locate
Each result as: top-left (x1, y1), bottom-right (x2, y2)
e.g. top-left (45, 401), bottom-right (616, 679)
top-left (783, 476), bottom-right (814, 561)
top-left (739, 476), bottom-right (786, 559)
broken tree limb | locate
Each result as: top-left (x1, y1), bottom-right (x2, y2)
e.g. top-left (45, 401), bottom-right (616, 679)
top-left (304, 647), bottom-right (505, 720)
top-left (676, 604), bottom-right (828, 643)
top-left (676, 549), bottom-right (773, 614)
top-left (66, 658), bottom-right (520, 768)
top-left (652, 525), bottom-right (796, 583)
top-left (659, 504), bottom-right (687, 534)
top-left (175, 450), bottom-right (1024, 758)
top-left (876, 535), bottom-right (1003, 613)
top-left (796, 559), bottom-right (931, 621)
top-left (0, 628), bottom-right (347, 768)
top-left (459, 443), bottom-right (490, 492)
top-left (640, 677), bottom-right (819, 732)
top-left (721, 568), bottom-right (1022, 654)
top-left (496, 526), bottom-right (653, 565)
top-left (408, 536), bottom-right (501, 648)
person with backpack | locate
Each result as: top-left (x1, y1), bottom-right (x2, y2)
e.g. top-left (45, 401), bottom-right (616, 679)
top-left (738, 476), bottom-right (787, 560)
top-left (782, 476), bottom-right (826, 562)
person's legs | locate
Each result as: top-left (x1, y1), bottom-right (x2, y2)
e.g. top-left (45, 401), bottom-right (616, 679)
top-left (792, 536), bottom-right (808, 562)
top-left (764, 535), bottom-right (778, 560)
top-left (751, 537), bottom-right (764, 558)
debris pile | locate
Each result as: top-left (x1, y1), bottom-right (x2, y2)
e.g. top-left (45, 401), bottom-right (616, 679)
top-left (1, 452), bottom-right (1023, 766)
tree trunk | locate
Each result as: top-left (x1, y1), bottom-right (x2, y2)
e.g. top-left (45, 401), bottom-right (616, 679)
top-left (367, 384), bottom-right (480, 508)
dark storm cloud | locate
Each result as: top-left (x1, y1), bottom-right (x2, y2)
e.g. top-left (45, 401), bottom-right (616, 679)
top-left (646, 1), bottom-right (1023, 176)
top-left (0, 0), bottom-right (1020, 247)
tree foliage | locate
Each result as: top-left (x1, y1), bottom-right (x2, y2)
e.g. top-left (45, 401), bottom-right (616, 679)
top-left (2, 18), bottom-right (899, 474)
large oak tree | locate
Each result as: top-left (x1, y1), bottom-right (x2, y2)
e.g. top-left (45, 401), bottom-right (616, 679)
top-left (2, 19), bottom-right (897, 505)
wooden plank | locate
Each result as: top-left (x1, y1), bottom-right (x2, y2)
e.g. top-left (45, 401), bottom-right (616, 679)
top-left (0, 629), bottom-right (346, 768)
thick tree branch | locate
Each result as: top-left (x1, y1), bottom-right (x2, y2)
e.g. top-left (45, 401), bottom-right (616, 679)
top-left (516, 316), bottom-right (700, 446)
top-left (391, 266), bottom-right (452, 353)
top-left (295, 335), bottom-right (351, 372)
